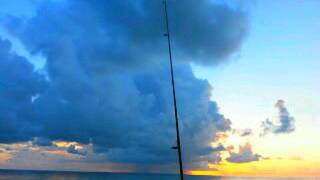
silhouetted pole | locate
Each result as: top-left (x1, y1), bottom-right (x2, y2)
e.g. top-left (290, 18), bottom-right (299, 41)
top-left (163, 0), bottom-right (184, 179)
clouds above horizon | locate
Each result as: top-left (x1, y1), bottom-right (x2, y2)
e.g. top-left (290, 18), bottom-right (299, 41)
top-left (261, 100), bottom-right (295, 136)
top-left (0, 0), bottom-right (250, 169)
top-left (226, 142), bottom-right (261, 163)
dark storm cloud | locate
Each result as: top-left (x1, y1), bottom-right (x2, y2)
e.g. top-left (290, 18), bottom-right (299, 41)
top-left (5, 0), bottom-right (249, 72)
top-left (0, 38), bottom-right (46, 143)
top-left (226, 142), bottom-right (261, 163)
top-left (0, 0), bottom-right (250, 168)
top-left (261, 100), bottom-right (295, 136)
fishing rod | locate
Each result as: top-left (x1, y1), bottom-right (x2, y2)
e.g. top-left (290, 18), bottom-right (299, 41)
top-left (163, 0), bottom-right (184, 179)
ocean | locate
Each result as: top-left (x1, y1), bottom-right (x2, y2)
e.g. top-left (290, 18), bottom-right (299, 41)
top-left (0, 169), bottom-right (309, 180)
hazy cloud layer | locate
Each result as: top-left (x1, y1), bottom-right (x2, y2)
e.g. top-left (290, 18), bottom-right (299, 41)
top-left (261, 100), bottom-right (295, 136)
top-left (0, 0), bottom-right (249, 169)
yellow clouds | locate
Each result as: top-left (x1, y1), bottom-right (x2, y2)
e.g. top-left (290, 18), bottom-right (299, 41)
top-left (53, 141), bottom-right (82, 149)
top-left (53, 140), bottom-right (85, 150)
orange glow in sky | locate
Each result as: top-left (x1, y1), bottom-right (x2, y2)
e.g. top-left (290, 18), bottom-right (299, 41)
top-left (0, 152), bottom-right (11, 162)
top-left (187, 159), bottom-right (320, 178)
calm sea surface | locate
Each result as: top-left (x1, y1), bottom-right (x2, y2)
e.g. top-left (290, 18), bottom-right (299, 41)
top-left (0, 169), bottom-right (312, 180)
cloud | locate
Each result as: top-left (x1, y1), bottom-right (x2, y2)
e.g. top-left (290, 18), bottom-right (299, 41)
top-left (67, 145), bottom-right (87, 156)
top-left (0, 38), bottom-right (47, 144)
top-left (208, 152), bottom-right (223, 164)
top-left (239, 129), bottom-right (253, 136)
top-left (4, 0), bottom-right (249, 69)
top-left (211, 144), bottom-right (226, 152)
top-left (261, 100), bottom-right (295, 136)
top-left (232, 128), bottom-right (253, 137)
top-left (0, 0), bottom-right (250, 169)
top-left (226, 142), bottom-right (261, 163)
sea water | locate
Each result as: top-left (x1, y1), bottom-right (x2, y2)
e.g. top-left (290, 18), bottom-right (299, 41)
top-left (0, 169), bottom-right (309, 180)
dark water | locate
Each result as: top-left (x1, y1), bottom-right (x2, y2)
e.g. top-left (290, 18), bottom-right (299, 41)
top-left (0, 169), bottom-right (308, 180)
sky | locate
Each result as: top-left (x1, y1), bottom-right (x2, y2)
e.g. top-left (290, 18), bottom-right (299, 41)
top-left (0, 0), bottom-right (319, 178)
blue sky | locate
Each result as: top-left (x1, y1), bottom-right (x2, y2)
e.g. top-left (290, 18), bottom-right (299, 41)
top-left (194, 0), bottom-right (320, 129)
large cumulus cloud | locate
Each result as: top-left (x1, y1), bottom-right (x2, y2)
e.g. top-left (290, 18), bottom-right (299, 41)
top-left (0, 0), bottom-right (249, 169)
